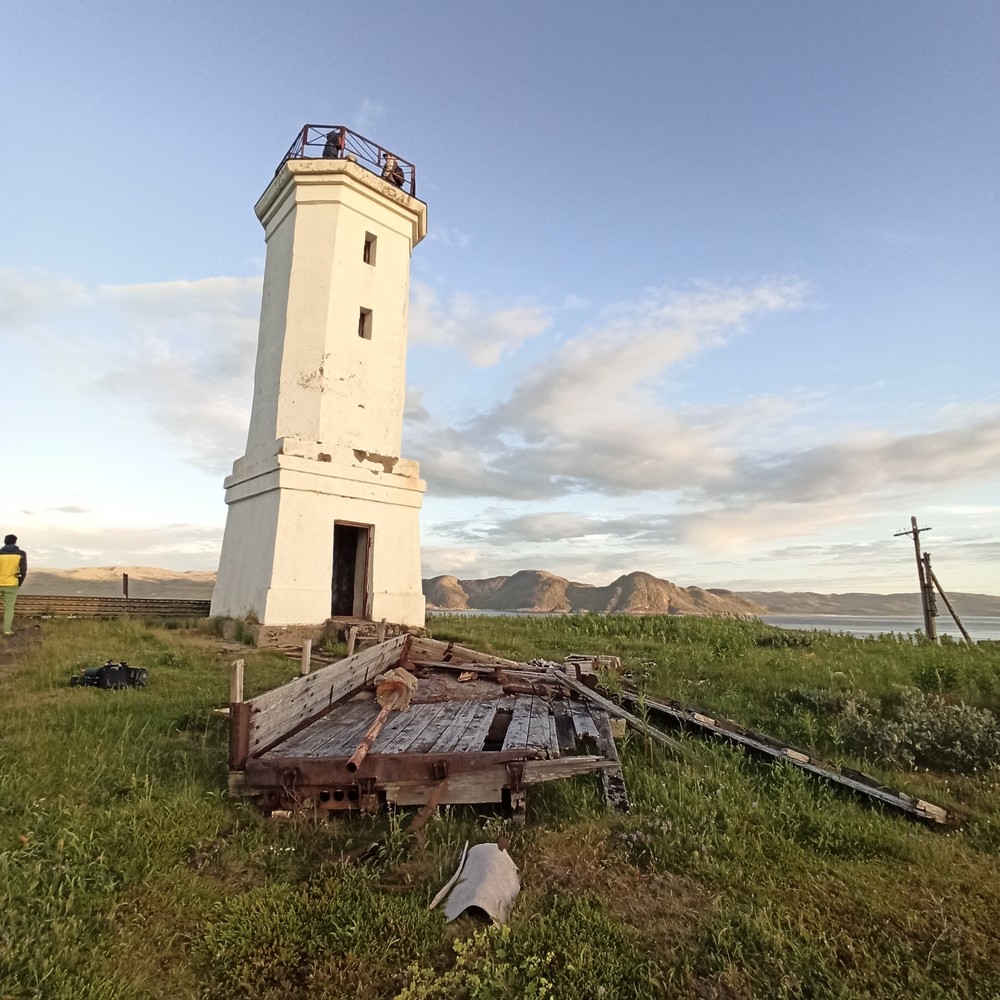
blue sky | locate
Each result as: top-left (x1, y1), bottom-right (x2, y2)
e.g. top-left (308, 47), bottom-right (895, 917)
top-left (3, 1), bottom-right (999, 594)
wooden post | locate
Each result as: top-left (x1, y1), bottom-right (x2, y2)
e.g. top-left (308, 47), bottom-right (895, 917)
top-left (300, 639), bottom-right (312, 676)
top-left (228, 658), bottom-right (249, 772)
top-left (346, 626), bottom-right (358, 657)
top-left (895, 516), bottom-right (937, 642)
top-left (230, 658), bottom-right (245, 704)
top-left (920, 552), bottom-right (938, 642)
top-left (929, 566), bottom-right (974, 645)
top-left (376, 618), bottom-right (387, 643)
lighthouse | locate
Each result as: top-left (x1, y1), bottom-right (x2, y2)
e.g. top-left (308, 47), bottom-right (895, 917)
top-left (211, 126), bottom-right (427, 630)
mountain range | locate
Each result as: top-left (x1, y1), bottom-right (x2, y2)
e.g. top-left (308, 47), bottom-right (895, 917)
top-left (17, 566), bottom-right (1000, 617)
top-left (424, 570), bottom-right (764, 616)
top-left (424, 570), bottom-right (1000, 617)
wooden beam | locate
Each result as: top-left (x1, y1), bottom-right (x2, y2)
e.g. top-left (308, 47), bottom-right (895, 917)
top-left (230, 659), bottom-right (245, 704)
top-left (556, 672), bottom-right (683, 753)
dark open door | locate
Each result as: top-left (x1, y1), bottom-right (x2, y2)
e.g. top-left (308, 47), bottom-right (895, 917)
top-left (331, 523), bottom-right (371, 617)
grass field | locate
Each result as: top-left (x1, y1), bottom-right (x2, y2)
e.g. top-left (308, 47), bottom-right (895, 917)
top-left (2, 614), bottom-right (1000, 999)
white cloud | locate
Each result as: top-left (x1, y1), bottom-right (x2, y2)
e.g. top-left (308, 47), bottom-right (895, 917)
top-left (0, 267), bottom-right (90, 327)
top-left (413, 279), bottom-right (807, 498)
top-left (409, 282), bottom-right (552, 367)
top-left (8, 266), bottom-right (999, 589)
top-left (3, 269), bottom-right (261, 476)
top-left (26, 521), bottom-right (223, 571)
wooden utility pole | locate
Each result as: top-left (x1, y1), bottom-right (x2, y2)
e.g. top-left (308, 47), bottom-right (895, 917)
top-left (894, 516), bottom-right (937, 641)
top-left (925, 556), bottom-right (974, 646)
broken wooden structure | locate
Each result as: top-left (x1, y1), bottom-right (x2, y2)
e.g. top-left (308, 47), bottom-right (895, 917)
top-left (229, 636), bottom-right (949, 826)
top-left (615, 690), bottom-right (950, 824)
top-left (228, 636), bottom-right (629, 816)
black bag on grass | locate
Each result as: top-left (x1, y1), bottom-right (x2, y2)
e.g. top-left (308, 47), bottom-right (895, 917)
top-left (70, 660), bottom-right (149, 689)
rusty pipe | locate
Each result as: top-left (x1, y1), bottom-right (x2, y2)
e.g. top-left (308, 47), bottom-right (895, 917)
top-left (346, 692), bottom-right (400, 773)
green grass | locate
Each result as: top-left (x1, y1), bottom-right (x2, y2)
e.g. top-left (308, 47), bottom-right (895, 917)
top-left (2, 614), bottom-right (1000, 998)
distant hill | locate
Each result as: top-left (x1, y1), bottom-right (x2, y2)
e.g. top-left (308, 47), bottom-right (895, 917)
top-left (425, 572), bottom-right (1000, 618)
top-left (423, 570), bottom-right (765, 616)
top-left (735, 590), bottom-right (1000, 617)
top-left (22, 567), bottom-right (215, 600)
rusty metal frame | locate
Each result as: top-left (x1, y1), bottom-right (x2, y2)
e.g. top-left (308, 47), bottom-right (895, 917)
top-left (242, 749), bottom-right (551, 814)
top-left (245, 748), bottom-right (546, 788)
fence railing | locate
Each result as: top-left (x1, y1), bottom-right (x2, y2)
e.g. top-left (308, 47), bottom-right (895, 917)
top-left (275, 125), bottom-right (417, 196)
top-left (15, 595), bottom-right (211, 619)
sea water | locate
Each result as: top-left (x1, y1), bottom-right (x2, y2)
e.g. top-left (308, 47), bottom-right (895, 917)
top-left (759, 614), bottom-right (1000, 643)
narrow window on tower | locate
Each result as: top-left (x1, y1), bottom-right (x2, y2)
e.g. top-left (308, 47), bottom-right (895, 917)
top-left (363, 232), bottom-right (377, 265)
top-left (358, 307), bottom-right (373, 340)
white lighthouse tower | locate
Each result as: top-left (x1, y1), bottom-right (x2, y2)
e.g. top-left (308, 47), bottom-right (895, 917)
top-left (211, 126), bottom-right (427, 630)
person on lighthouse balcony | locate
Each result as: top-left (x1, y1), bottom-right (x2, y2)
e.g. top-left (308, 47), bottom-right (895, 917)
top-left (322, 128), bottom-right (345, 158)
top-left (381, 153), bottom-right (404, 188)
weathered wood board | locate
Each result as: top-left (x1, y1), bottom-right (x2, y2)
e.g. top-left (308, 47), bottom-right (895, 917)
top-left (247, 634), bottom-right (409, 754)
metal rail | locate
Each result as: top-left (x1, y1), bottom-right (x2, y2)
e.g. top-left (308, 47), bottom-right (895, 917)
top-left (275, 124), bottom-right (417, 196)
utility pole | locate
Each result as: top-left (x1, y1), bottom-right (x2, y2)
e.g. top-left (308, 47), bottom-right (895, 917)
top-left (894, 516), bottom-right (937, 641)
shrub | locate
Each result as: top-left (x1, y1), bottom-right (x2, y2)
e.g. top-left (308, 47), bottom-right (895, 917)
top-left (837, 689), bottom-right (1000, 773)
top-left (397, 894), bottom-right (662, 1000)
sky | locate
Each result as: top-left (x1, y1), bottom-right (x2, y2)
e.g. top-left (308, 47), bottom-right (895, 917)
top-left (2, 1), bottom-right (999, 595)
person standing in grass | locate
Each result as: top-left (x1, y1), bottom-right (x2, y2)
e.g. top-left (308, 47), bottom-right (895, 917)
top-left (0, 534), bottom-right (27, 636)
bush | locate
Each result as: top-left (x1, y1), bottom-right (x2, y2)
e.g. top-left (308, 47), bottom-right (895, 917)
top-left (398, 894), bottom-right (662, 1000)
top-left (837, 689), bottom-right (1000, 773)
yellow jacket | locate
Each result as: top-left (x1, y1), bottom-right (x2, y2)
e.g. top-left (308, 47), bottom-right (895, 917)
top-left (0, 545), bottom-right (27, 588)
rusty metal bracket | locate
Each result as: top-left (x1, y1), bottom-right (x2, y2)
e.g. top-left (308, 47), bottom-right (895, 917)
top-left (432, 760), bottom-right (449, 781)
top-left (505, 762), bottom-right (525, 791)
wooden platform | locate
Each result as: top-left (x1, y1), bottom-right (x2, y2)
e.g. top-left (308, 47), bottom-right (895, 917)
top-left (230, 636), bottom-right (627, 816)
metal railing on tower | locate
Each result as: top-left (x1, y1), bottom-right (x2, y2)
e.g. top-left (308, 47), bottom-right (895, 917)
top-left (275, 125), bottom-right (417, 196)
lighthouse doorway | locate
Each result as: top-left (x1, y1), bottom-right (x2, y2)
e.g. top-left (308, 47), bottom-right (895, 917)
top-left (331, 522), bottom-right (371, 618)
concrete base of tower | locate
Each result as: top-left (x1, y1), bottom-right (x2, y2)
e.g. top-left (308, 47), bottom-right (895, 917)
top-left (210, 450), bottom-right (426, 629)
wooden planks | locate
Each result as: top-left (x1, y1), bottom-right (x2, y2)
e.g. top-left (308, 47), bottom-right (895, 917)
top-left (248, 634), bottom-right (408, 756)
top-left (501, 696), bottom-right (535, 750)
top-left (557, 672), bottom-right (682, 753)
top-left (402, 704), bottom-right (475, 753)
top-left (570, 700), bottom-right (600, 741)
top-left (551, 698), bottom-right (578, 754)
top-left (407, 636), bottom-right (523, 669)
top-left (589, 704), bottom-right (630, 811)
top-left (621, 691), bottom-right (951, 825)
top-left (501, 696), bottom-right (555, 753)
top-left (372, 702), bottom-right (452, 754)
top-left (272, 699), bottom-right (374, 758)
top-left (426, 701), bottom-right (489, 753)
top-left (234, 643), bottom-right (633, 817)
top-left (449, 698), bottom-right (503, 753)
